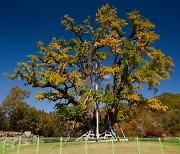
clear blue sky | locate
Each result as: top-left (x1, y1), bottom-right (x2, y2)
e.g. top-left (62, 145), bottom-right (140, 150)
top-left (0, 0), bottom-right (179, 112)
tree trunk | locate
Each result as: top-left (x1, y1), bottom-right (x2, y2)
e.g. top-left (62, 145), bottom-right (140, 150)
top-left (86, 54), bottom-right (95, 132)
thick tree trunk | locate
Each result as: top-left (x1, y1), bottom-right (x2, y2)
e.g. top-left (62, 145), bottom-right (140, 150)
top-left (105, 104), bottom-right (118, 130)
top-left (86, 54), bottom-right (95, 132)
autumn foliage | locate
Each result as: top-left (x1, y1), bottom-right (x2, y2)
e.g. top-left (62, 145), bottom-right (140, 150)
top-left (7, 4), bottom-right (174, 133)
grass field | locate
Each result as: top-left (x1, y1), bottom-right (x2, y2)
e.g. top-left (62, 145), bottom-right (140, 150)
top-left (0, 138), bottom-right (180, 154)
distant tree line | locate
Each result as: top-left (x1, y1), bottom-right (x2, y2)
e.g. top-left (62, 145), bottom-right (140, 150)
top-left (0, 86), bottom-right (179, 137)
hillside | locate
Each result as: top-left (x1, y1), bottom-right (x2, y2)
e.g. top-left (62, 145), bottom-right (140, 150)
top-left (118, 93), bottom-right (180, 137)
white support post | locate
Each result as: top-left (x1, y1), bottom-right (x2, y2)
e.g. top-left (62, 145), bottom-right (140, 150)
top-left (96, 102), bottom-right (99, 139)
top-left (95, 63), bottom-right (99, 140)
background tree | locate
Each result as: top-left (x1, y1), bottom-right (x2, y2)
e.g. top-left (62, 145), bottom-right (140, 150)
top-left (1, 86), bottom-right (30, 131)
top-left (7, 4), bottom-right (174, 134)
top-left (0, 106), bottom-right (6, 130)
top-left (17, 107), bottom-right (39, 134)
top-left (0, 86), bottom-right (58, 136)
top-left (35, 110), bottom-right (57, 136)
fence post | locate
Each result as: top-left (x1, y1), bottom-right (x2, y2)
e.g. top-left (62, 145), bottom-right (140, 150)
top-left (3, 137), bottom-right (6, 154)
top-left (158, 137), bottom-right (163, 154)
top-left (85, 138), bottom-right (88, 154)
top-left (111, 138), bottom-right (115, 154)
top-left (136, 137), bottom-right (140, 154)
top-left (36, 137), bottom-right (40, 154)
top-left (60, 137), bottom-right (62, 154)
top-left (17, 136), bottom-right (21, 154)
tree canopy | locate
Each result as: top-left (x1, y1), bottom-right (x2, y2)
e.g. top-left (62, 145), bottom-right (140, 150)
top-left (7, 4), bottom-right (174, 132)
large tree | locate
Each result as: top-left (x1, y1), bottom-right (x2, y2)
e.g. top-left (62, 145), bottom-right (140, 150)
top-left (7, 4), bottom-right (173, 133)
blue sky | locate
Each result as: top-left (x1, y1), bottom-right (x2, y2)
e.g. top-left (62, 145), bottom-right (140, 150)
top-left (0, 0), bottom-right (180, 112)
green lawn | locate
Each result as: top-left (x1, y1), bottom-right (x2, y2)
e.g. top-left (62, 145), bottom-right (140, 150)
top-left (0, 140), bottom-right (179, 154)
